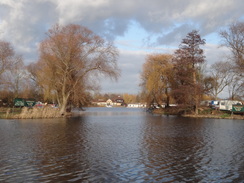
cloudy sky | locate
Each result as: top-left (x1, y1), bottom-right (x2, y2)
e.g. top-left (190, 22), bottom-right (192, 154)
top-left (0, 0), bottom-right (243, 96)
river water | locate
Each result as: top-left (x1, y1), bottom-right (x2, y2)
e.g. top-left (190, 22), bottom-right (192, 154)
top-left (0, 107), bottom-right (244, 182)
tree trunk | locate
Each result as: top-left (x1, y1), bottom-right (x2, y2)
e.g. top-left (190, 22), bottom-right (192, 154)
top-left (193, 70), bottom-right (198, 115)
top-left (59, 95), bottom-right (69, 115)
top-left (165, 87), bottom-right (170, 108)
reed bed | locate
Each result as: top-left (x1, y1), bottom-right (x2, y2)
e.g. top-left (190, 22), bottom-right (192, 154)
top-left (13, 107), bottom-right (62, 119)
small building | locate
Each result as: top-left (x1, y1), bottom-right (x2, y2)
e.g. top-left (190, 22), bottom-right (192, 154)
top-left (93, 97), bottom-right (125, 107)
top-left (106, 99), bottom-right (113, 106)
top-left (127, 103), bottom-right (147, 108)
top-left (92, 99), bottom-right (106, 106)
top-left (113, 97), bottom-right (124, 106)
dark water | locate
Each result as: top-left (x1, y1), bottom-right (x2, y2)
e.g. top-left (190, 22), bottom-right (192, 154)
top-left (0, 107), bottom-right (244, 182)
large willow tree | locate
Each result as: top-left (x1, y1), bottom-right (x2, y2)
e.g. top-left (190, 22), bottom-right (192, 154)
top-left (35, 24), bottom-right (120, 114)
top-left (140, 54), bottom-right (173, 107)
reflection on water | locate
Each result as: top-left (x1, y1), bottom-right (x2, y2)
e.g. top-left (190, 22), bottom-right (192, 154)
top-left (0, 107), bottom-right (244, 182)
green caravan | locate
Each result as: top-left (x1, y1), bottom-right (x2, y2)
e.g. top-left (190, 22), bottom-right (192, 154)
top-left (14, 98), bottom-right (36, 107)
top-left (232, 105), bottom-right (244, 114)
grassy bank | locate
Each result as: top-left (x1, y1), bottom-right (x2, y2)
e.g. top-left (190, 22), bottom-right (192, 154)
top-left (183, 114), bottom-right (244, 120)
top-left (152, 107), bottom-right (244, 120)
top-left (0, 107), bottom-right (63, 119)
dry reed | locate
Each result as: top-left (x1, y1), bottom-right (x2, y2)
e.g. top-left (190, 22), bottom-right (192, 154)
top-left (14, 107), bottom-right (62, 119)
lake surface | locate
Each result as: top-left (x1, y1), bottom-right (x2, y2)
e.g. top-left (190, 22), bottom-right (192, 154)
top-left (0, 107), bottom-right (244, 182)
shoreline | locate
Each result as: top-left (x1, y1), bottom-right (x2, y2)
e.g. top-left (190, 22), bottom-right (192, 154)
top-left (152, 108), bottom-right (244, 120)
top-left (182, 114), bottom-right (244, 120)
top-left (0, 107), bottom-right (243, 120)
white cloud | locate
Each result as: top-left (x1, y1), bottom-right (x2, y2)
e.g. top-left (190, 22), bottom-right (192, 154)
top-left (0, 0), bottom-right (243, 93)
top-left (205, 43), bottom-right (230, 65)
top-left (100, 49), bottom-right (147, 94)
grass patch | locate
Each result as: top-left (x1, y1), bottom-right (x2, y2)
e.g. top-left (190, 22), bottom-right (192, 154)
top-left (220, 113), bottom-right (231, 118)
top-left (198, 108), bottom-right (213, 115)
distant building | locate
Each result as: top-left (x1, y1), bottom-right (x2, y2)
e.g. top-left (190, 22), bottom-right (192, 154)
top-left (93, 97), bottom-right (125, 107)
top-left (127, 103), bottom-right (147, 108)
top-left (106, 99), bottom-right (113, 106)
top-left (93, 99), bottom-right (107, 106)
top-left (113, 97), bottom-right (124, 106)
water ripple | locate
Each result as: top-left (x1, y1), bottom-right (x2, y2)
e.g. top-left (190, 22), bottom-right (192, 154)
top-left (0, 108), bottom-right (244, 182)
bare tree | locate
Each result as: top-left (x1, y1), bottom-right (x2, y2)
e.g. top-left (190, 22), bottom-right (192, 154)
top-left (2, 56), bottom-right (26, 98)
top-left (34, 24), bottom-right (120, 114)
top-left (0, 40), bottom-right (25, 103)
top-left (219, 22), bottom-right (244, 100)
top-left (220, 21), bottom-right (244, 73)
top-left (172, 30), bottom-right (206, 114)
top-left (0, 41), bottom-right (22, 82)
top-left (227, 72), bottom-right (244, 100)
top-left (208, 61), bottom-right (234, 100)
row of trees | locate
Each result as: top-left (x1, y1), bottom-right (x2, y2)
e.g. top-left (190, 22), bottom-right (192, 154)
top-left (0, 22), bottom-right (243, 115)
top-left (92, 93), bottom-right (141, 104)
top-left (0, 24), bottom-right (120, 114)
top-left (140, 21), bottom-right (244, 114)
top-left (0, 41), bottom-right (36, 104)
